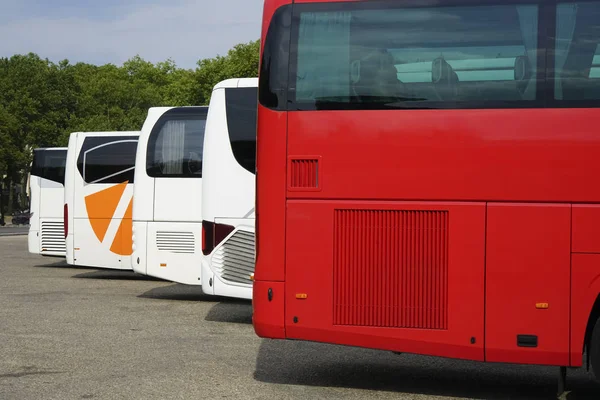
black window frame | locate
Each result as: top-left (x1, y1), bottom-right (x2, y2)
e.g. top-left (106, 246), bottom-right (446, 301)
top-left (31, 148), bottom-right (67, 185)
top-left (76, 136), bottom-right (139, 184)
top-left (146, 107), bottom-right (209, 179)
top-left (225, 87), bottom-right (258, 174)
top-left (260, 0), bottom-right (600, 111)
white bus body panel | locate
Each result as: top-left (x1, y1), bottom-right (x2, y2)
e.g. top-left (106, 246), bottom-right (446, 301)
top-left (202, 78), bottom-right (257, 300)
top-left (28, 147), bottom-right (68, 257)
top-left (64, 131), bottom-right (139, 270)
top-left (131, 107), bottom-right (205, 285)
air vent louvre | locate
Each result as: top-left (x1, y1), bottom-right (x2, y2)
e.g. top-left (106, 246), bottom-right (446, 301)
top-left (156, 231), bottom-right (195, 254)
top-left (213, 229), bottom-right (255, 284)
top-left (290, 159), bottom-right (318, 189)
top-left (333, 209), bottom-right (449, 330)
top-left (41, 221), bottom-right (66, 255)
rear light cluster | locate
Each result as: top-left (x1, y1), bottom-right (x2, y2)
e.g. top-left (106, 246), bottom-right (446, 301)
top-left (63, 204), bottom-right (68, 238)
top-left (202, 220), bottom-right (234, 256)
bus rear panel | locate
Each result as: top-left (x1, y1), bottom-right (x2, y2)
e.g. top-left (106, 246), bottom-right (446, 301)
top-left (28, 147), bottom-right (67, 257)
top-left (64, 131), bottom-right (139, 270)
top-left (254, 0), bottom-right (600, 375)
top-left (131, 107), bottom-right (208, 285)
top-left (201, 78), bottom-right (258, 300)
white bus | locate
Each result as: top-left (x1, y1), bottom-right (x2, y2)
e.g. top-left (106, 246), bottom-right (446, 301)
top-left (201, 78), bottom-right (257, 300)
top-left (28, 147), bottom-right (68, 257)
top-left (64, 131), bottom-right (140, 270)
top-left (131, 107), bottom-right (208, 284)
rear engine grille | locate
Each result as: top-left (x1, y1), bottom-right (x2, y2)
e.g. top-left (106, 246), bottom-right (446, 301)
top-left (41, 221), bottom-right (66, 255)
top-left (333, 209), bottom-right (449, 330)
top-left (212, 230), bottom-right (255, 284)
top-left (156, 231), bottom-right (195, 254)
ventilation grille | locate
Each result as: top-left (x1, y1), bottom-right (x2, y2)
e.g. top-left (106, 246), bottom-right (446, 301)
top-left (156, 231), bottom-right (195, 254)
top-left (290, 159), bottom-right (318, 188)
top-left (333, 209), bottom-right (448, 330)
top-left (41, 221), bottom-right (66, 255)
top-left (213, 230), bottom-right (255, 284)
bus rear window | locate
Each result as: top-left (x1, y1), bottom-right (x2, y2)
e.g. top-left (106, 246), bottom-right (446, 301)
top-left (285, 1), bottom-right (600, 109)
top-left (31, 149), bottom-right (67, 185)
top-left (291, 3), bottom-right (540, 109)
top-left (77, 137), bottom-right (138, 184)
top-left (225, 87), bottom-right (258, 174)
top-left (555, 3), bottom-right (600, 101)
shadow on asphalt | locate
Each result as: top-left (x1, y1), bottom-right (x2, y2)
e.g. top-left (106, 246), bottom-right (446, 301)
top-left (254, 340), bottom-right (600, 399)
top-left (138, 282), bottom-right (253, 327)
top-left (33, 260), bottom-right (93, 270)
top-left (72, 270), bottom-right (164, 281)
top-left (205, 300), bottom-right (252, 325)
top-left (138, 283), bottom-right (215, 301)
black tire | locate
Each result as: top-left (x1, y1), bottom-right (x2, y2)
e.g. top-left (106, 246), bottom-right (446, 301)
top-left (590, 317), bottom-right (600, 381)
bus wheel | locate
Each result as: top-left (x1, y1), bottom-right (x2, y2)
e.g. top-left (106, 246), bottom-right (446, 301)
top-left (590, 317), bottom-right (600, 381)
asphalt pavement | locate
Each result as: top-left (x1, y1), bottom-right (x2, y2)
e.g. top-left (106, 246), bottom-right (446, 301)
top-left (1, 236), bottom-right (599, 399)
top-left (0, 226), bottom-right (28, 237)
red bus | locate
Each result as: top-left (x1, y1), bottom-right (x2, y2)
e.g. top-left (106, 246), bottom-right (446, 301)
top-left (253, 0), bottom-right (600, 390)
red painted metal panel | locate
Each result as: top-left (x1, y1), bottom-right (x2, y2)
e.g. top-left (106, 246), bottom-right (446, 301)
top-left (333, 209), bottom-right (448, 330)
top-left (285, 200), bottom-right (485, 361)
top-left (570, 254), bottom-right (600, 367)
top-left (253, 0), bottom-right (291, 284)
top-left (287, 109), bottom-right (600, 204)
top-left (255, 107), bottom-right (287, 283)
top-left (252, 280), bottom-right (286, 339)
top-left (485, 204), bottom-right (570, 366)
top-left (572, 205), bottom-right (600, 254)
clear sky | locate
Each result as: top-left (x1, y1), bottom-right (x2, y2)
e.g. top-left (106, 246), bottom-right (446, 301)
top-left (0, 0), bottom-right (264, 69)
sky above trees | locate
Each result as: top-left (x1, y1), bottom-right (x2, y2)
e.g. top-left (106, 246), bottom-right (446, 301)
top-left (0, 0), bottom-right (263, 69)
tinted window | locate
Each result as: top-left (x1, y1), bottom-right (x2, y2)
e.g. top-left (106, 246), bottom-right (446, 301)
top-left (259, 5), bottom-right (292, 109)
top-left (291, 3), bottom-right (540, 110)
top-left (146, 108), bottom-right (208, 178)
top-left (76, 137), bottom-right (138, 184)
top-left (31, 149), bottom-right (67, 185)
top-left (555, 2), bottom-right (600, 100)
top-left (225, 87), bottom-right (258, 174)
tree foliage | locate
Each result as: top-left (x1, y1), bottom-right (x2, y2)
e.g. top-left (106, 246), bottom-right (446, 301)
top-left (0, 40), bottom-right (260, 213)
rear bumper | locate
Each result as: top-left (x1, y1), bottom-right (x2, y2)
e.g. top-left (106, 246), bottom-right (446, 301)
top-left (252, 280), bottom-right (285, 339)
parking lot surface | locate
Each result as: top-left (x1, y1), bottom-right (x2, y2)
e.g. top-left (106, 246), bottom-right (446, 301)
top-left (0, 226), bottom-right (29, 237)
top-left (1, 236), bottom-right (599, 400)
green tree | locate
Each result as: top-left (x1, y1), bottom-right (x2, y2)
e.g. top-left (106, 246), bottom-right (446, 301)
top-left (0, 40), bottom-right (261, 216)
top-left (194, 40), bottom-right (260, 104)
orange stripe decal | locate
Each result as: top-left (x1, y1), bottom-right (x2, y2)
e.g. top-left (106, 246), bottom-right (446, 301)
top-left (85, 181), bottom-right (128, 242)
top-left (110, 197), bottom-right (133, 256)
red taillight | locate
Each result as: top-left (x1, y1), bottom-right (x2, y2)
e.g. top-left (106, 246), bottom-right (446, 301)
top-left (63, 204), bottom-right (68, 238)
top-left (202, 220), bottom-right (213, 255)
top-left (202, 220), bottom-right (234, 256)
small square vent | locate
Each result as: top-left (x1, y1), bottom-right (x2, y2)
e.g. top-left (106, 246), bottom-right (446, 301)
top-left (289, 158), bottom-right (319, 189)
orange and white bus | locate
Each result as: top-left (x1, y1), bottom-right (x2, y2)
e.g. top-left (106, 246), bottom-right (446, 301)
top-left (64, 131), bottom-right (140, 270)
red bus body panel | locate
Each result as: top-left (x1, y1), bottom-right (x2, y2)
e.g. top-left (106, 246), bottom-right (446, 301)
top-left (253, 0), bottom-right (600, 369)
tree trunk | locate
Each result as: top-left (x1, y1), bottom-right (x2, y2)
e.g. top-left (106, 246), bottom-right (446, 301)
top-left (20, 173), bottom-right (28, 210)
top-left (7, 177), bottom-right (13, 216)
top-left (0, 178), bottom-right (4, 225)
